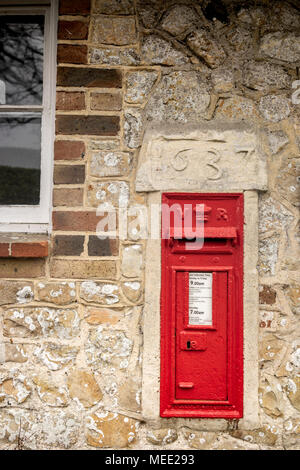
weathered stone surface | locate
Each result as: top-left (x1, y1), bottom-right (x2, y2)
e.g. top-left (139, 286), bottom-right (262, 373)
top-left (286, 376), bottom-right (300, 412)
top-left (0, 259), bottom-right (45, 279)
top-left (118, 375), bottom-right (141, 413)
top-left (87, 181), bottom-right (129, 208)
top-left (259, 334), bottom-right (285, 362)
top-left (67, 369), bottom-right (102, 408)
top-left (90, 151), bottom-right (133, 177)
top-left (267, 129), bottom-right (289, 154)
top-left (259, 378), bottom-right (283, 417)
top-left (85, 307), bottom-right (122, 325)
top-left (243, 61), bottom-right (290, 91)
top-left (0, 281), bottom-right (34, 305)
top-left (0, 372), bottom-right (31, 406)
top-left (212, 67), bottom-right (234, 93)
top-left (284, 284), bottom-right (300, 315)
top-left (33, 373), bottom-right (69, 407)
top-left (216, 96), bottom-right (258, 120)
top-left (80, 281), bottom-right (120, 305)
top-left (39, 411), bottom-right (79, 449)
top-left (124, 108), bottom-right (144, 149)
top-left (136, 123), bottom-right (267, 192)
top-left (283, 418), bottom-right (300, 448)
top-left (50, 259), bottom-right (117, 280)
top-left (146, 428), bottom-right (178, 445)
top-left (276, 157), bottom-right (300, 206)
top-left (86, 410), bottom-right (139, 448)
top-left (125, 70), bottom-right (158, 104)
top-left (90, 47), bottom-right (140, 65)
top-left (259, 95), bottom-right (291, 122)
top-left (186, 29), bottom-right (226, 68)
top-left (141, 35), bottom-right (189, 65)
top-left (93, 0), bottom-right (134, 15)
top-left (90, 16), bottom-right (136, 46)
top-left (226, 26), bottom-right (253, 53)
top-left (259, 285), bottom-right (276, 305)
top-left (85, 327), bottom-right (133, 370)
top-left (0, 409), bottom-right (39, 449)
top-left (89, 139), bottom-right (120, 151)
top-left (231, 425), bottom-right (279, 447)
top-left (36, 282), bottom-right (76, 305)
top-left (121, 281), bottom-right (142, 303)
top-left (259, 32), bottom-right (300, 62)
top-left (121, 245), bottom-right (143, 278)
top-left (0, 343), bottom-right (28, 363)
top-left (145, 71), bottom-right (210, 123)
top-left (3, 307), bottom-right (80, 339)
top-left (34, 343), bottom-right (79, 371)
top-left (161, 5), bottom-right (197, 37)
top-left (258, 234), bottom-right (279, 276)
top-left (90, 92), bottom-right (122, 111)
top-left (184, 430), bottom-right (219, 450)
top-left (259, 195), bottom-right (294, 233)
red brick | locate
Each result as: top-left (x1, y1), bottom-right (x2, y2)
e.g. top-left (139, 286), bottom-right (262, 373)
top-left (11, 242), bottom-right (48, 258)
top-left (56, 115), bottom-right (120, 136)
top-left (52, 211), bottom-right (108, 231)
top-left (57, 67), bottom-right (122, 88)
top-left (88, 236), bottom-right (119, 256)
top-left (54, 140), bottom-right (85, 161)
top-left (53, 165), bottom-right (85, 184)
top-left (56, 91), bottom-right (86, 111)
top-left (0, 243), bottom-right (9, 257)
top-left (53, 188), bottom-right (84, 207)
top-left (53, 235), bottom-right (84, 256)
top-left (58, 20), bottom-right (89, 40)
top-left (59, 0), bottom-right (90, 15)
top-left (57, 44), bottom-right (87, 64)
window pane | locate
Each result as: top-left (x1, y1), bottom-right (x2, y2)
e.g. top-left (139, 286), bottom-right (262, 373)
top-left (0, 15), bottom-right (44, 105)
top-left (0, 115), bottom-right (41, 205)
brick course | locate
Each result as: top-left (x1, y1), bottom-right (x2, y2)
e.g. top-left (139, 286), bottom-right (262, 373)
top-left (56, 115), bottom-right (120, 136)
top-left (54, 140), bottom-right (85, 161)
top-left (57, 67), bottom-right (122, 88)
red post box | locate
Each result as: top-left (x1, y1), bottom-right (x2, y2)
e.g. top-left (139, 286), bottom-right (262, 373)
top-left (160, 193), bottom-right (243, 419)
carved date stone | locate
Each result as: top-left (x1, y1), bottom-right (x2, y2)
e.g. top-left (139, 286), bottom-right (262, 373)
top-left (135, 122), bottom-right (267, 192)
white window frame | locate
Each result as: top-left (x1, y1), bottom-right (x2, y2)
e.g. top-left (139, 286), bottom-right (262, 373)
top-left (0, 0), bottom-right (57, 233)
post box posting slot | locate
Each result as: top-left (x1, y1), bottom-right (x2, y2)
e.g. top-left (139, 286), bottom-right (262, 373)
top-left (160, 193), bottom-right (243, 419)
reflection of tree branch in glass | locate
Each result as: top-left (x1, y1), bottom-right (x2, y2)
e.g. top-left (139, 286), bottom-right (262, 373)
top-left (0, 16), bottom-right (44, 206)
top-left (0, 16), bottom-right (44, 105)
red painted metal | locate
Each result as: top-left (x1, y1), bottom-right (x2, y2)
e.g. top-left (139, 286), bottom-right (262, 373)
top-left (160, 193), bottom-right (244, 419)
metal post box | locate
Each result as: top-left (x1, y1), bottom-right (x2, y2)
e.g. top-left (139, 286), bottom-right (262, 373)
top-left (160, 193), bottom-right (243, 419)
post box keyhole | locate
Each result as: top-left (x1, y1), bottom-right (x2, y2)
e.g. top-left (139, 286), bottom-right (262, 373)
top-left (187, 341), bottom-right (191, 349)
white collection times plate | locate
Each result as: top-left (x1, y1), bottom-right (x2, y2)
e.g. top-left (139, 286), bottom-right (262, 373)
top-left (188, 272), bottom-right (212, 326)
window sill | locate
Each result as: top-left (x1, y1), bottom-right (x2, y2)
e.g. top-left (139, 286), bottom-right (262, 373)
top-left (0, 233), bottom-right (49, 258)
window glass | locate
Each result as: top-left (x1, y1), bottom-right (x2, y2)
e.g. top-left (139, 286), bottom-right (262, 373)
top-left (0, 15), bottom-right (44, 105)
top-left (0, 115), bottom-right (41, 205)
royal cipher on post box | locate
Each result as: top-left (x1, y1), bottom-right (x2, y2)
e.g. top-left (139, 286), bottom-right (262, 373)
top-left (160, 193), bottom-right (243, 419)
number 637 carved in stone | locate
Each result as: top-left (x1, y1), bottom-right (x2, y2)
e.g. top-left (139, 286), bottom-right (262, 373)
top-left (171, 148), bottom-right (222, 180)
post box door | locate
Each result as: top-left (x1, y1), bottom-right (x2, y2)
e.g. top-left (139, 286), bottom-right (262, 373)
top-left (175, 270), bottom-right (228, 401)
top-left (160, 193), bottom-right (243, 419)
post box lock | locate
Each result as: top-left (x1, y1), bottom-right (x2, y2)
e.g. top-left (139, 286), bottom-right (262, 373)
top-left (160, 193), bottom-right (244, 419)
top-left (179, 331), bottom-right (207, 351)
